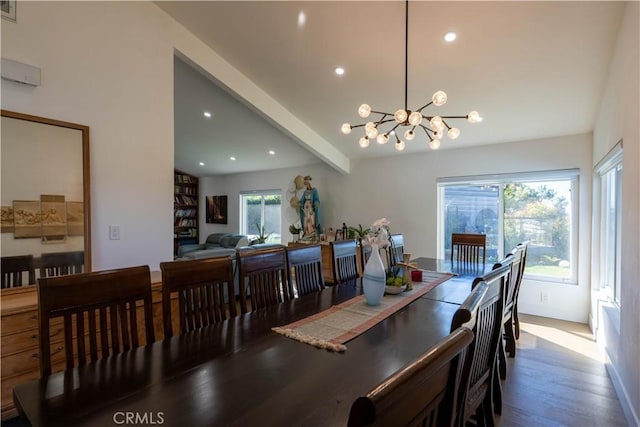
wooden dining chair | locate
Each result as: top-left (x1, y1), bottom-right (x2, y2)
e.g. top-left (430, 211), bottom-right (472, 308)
top-left (37, 265), bottom-right (155, 377)
top-left (1, 254), bottom-right (35, 288)
top-left (237, 247), bottom-right (292, 314)
top-left (512, 242), bottom-right (528, 341)
top-left (39, 250), bottom-right (85, 278)
top-left (348, 326), bottom-right (474, 427)
top-left (160, 256), bottom-right (237, 338)
top-left (387, 233), bottom-right (405, 270)
top-left (286, 244), bottom-right (325, 297)
top-left (451, 264), bottom-right (509, 427)
top-left (450, 233), bottom-right (486, 272)
top-left (330, 240), bottom-right (359, 284)
top-left (359, 242), bottom-right (372, 277)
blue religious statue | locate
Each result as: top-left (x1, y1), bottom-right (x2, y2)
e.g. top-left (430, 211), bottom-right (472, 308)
top-left (299, 176), bottom-right (321, 240)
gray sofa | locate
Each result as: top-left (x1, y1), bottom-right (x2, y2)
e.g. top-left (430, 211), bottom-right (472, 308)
top-left (177, 233), bottom-right (250, 260)
top-left (176, 233), bottom-right (283, 301)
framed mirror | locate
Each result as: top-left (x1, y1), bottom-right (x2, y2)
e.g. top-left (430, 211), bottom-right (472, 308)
top-left (1, 110), bottom-right (91, 289)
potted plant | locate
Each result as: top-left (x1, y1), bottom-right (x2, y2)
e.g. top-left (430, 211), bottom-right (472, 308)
top-left (255, 223), bottom-right (273, 244)
top-left (348, 224), bottom-right (370, 243)
top-left (289, 223), bottom-right (302, 242)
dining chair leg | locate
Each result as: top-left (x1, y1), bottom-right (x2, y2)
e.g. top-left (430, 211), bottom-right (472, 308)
top-left (493, 359), bottom-right (503, 415)
top-left (514, 305), bottom-right (521, 340)
top-left (498, 335), bottom-right (507, 380)
top-left (505, 318), bottom-right (517, 358)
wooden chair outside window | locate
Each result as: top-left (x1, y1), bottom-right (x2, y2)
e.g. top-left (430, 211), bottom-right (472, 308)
top-left (160, 256), bottom-right (237, 338)
top-left (451, 264), bottom-right (509, 427)
top-left (330, 240), bottom-right (359, 284)
top-left (387, 233), bottom-right (405, 271)
top-left (348, 326), bottom-right (474, 427)
top-left (450, 233), bottom-right (486, 271)
top-left (1, 255), bottom-right (35, 288)
top-left (286, 244), bottom-right (325, 297)
top-left (37, 265), bottom-right (155, 377)
top-left (39, 250), bottom-right (85, 278)
top-left (237, 247), bottom-right (292, 314)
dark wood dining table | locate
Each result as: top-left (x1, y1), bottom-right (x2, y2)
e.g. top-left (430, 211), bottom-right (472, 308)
top-left (12, 258), bottom-right (480, 427)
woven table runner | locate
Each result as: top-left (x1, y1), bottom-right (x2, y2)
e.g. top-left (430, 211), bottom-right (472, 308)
top-left (272, 271), bottom-right (454, 352)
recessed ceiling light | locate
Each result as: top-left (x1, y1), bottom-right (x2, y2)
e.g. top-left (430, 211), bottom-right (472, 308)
top-left (199, 162), bottom-right (205, 166)
top-left (268, 150), bottom-right (275, 155)
top-left (230, 156), bottom-right (236, 161)
top-left (334, 67), bottom-right (345, 76)
top-left (444, 32), bottom-right (457, 42)
top-left (203, 111), bottom-right (212, 118)
top-left (297, 11), bottom-right (306, 28)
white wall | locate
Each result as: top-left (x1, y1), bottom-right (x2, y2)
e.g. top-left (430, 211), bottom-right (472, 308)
top-left (210, 134), bottom-right (594, 323)
top-left (1, 1), bottom-right (176, 270)
top-left (592, 2), bottom-right (640, 424)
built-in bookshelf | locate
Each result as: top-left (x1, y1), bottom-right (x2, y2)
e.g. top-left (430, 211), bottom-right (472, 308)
top-left (174, 170), bottom-right (198, 256)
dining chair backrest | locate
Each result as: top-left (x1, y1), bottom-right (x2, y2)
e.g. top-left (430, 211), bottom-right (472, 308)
top-left (450, 233), bottom-right (486, 268)
top-left (39, 251), bottom-right (85, 278)
top-left (1, 254), bottom-right (35, 288)
top-left (286, 244), bottom-right (325, 297)
top-left (330, 240), bottom-right (359, 284)
top-left (359, 241), bottom-right (372, 276)
top-left (37, 265), bottom-right (155, 377)
top-left (237, 247), bottom-right (292, 314)
top-left (348, 326), bottom-right (474, 427)
top-left (451, 264), bottom-right (509, 427)
top-left (160, 256), bottom-right (237, 338)
top-left (387, 233), bottom-right (405, 269)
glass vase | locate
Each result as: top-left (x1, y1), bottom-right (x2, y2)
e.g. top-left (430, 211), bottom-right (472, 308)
top-left (362, 244), bottom-right (385, 306)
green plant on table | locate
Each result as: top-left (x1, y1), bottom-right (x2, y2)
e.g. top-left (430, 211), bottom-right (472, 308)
top-left (348, 224), bottom-right (370, 241)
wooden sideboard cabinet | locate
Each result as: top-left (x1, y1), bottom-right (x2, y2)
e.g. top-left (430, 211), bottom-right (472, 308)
top-left (0, 271), bottom-right (177, 420)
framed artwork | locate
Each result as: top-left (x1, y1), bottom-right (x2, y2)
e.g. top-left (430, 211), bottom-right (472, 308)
top-left (41, 194), bottom-right (67, 244)
top-left (1, 206), bottom-right (14, 233)
top-left (13, 200), bottom-right (42, 238)
top-left (1, 0), bottom-right (16, 22)
top-left (206, 195), bottom-right (227, 224)
top-left (66, 201), bottom-right (84, 236)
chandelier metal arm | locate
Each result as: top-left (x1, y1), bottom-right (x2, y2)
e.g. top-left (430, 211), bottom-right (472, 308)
top-left (340, 0), bottom-right (482, 151)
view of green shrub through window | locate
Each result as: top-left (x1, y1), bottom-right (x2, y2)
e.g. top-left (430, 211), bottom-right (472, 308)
top-left (241, 192), bottom-right (281, 243)
top-left (441, 172), bottom-right (576, 283)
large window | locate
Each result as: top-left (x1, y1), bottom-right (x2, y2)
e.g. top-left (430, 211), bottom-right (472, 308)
top-left (595, 142), bottom-right (622, 305)
top-left (240, 191), bottom-right (282, 243)
top-left (439, 170), bottom-right (578, 283)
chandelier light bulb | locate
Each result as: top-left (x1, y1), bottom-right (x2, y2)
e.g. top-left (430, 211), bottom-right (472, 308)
top-left (376, 134), bottom-right (389, 144)
top-left (358, 104), bottom-right (372, 118)
top-left (359, 136), bottom-right (370, 148)
top-left (408, 111), bottom-right (422, 126)
top-left (467, 111), bottom-right (483, 123)
top-left (429, 139), bottom-right (441, 150)
top-left (394, 109), bottom-right (408, 123)
top-left (433, 129), bottom-right (443, 139)
top-left (341, 123), bottom-right (352, 135)
top-left (447, 127), bottom-right (461, 139)
top-left (395, 140), bottom-right (406, 151)
top-left (404, 129), bottom-right (415, 141)
top-left (432, 91), bottom-right (448, 106)
top-left (366, 126), bottom-right (379, 139)
top-left (430, 116), bottom-right (445, 131)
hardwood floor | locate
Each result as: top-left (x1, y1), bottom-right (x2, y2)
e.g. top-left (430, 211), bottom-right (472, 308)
top-left (497, 314), bottom-right (628, 427)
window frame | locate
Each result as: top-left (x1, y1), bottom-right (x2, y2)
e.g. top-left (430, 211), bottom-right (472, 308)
top-left (239, 189), bottom-right (282, 243)
top-left (437, 169), bottom-right (580, 285)
top-left (594, 141), bottom-right (623, 305)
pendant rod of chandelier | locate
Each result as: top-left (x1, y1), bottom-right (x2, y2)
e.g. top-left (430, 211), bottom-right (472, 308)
top-left (340, 0), bottom-right (482, 151)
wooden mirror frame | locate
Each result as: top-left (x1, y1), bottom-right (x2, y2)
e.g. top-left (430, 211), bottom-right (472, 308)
top-left (1, 110), bottom-right (91, 284)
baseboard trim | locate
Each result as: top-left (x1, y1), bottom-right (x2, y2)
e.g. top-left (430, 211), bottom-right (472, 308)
top-left (604, 350), bottom-right (640, 427)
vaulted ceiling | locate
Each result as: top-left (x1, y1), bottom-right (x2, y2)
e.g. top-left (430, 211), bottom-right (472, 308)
top-left (159, 1), bottom-right (625, 177)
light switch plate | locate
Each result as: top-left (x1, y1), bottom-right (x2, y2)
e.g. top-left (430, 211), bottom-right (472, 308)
top-left (109, 225), bottom-right (120, 240)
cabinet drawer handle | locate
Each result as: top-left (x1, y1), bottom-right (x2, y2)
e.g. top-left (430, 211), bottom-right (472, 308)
top-left (31, 328), bottom-right (62, 340)
top-left (31, 346), bottom-right (63, 358)
top-left (31, 315), bottom-right (37, 320)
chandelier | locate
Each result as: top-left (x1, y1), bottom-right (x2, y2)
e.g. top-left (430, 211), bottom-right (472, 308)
top-left (340, 0), bottom-right (482, 151)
